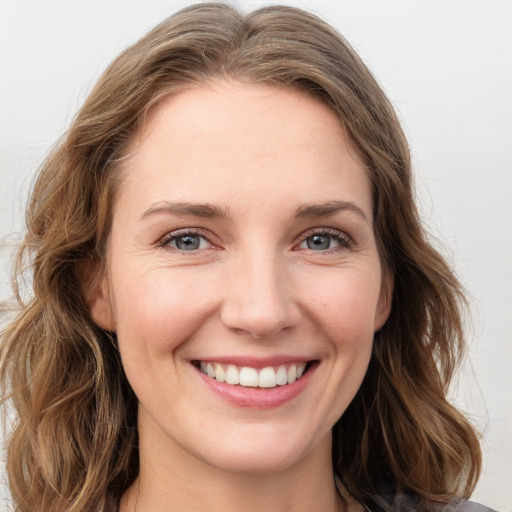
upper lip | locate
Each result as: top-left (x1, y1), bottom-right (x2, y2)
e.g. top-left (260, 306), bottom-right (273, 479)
top-left (191, 355), bottom-right (316, 369)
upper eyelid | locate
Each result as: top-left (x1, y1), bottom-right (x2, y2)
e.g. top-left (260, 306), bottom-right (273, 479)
top-left (298, 226), bottom-right (352, 240)
top-left (300, 226), bottom-right (347, 235)
top-left (158, 228), bottom-right (215, 247)
top-left (294, 227), bottom-right (354, 250)
top-left (156, 226), bottom-right (353, 248)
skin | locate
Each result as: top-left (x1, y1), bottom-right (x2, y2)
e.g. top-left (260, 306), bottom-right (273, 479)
top-left (89, 81), bottom-right (391, 512)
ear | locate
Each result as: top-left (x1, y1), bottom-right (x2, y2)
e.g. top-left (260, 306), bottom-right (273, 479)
top-left (374, 273), bottom-right (393, 332)
top-left (80, 261), bottom-right (116, 331)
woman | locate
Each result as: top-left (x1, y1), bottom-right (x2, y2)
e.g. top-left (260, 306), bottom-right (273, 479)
top-left (0, 3), bottom-right (494, 512)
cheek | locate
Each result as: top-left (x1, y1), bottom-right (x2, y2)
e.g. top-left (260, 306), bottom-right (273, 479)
top-left (301, 267), bottom-right (382, 344)
top-left (111, 265), bottom-right (221, 356)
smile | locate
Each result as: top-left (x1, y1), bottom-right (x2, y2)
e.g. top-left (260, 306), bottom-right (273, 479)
top-left (197, 361), bottom-right (308, 388)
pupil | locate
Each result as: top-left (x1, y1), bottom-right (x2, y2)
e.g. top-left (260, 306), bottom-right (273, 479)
top-left (176, 235), bottom-right (200, 250)
top-left (307, 235), bottom-right (330, 250)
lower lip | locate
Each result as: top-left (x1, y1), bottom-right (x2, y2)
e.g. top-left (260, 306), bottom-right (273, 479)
top-left (195, 363), bottom-right (317, 409)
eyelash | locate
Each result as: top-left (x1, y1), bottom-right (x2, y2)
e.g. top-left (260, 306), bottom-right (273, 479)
top-left (158, 229), bottom-right (215, 252)
top-left (295, 228), bottom-right (353, 252)
top-left (157, 227), bottom-right (353, 252)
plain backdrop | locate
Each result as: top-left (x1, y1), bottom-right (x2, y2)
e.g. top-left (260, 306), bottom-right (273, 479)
top-left (1, 1), bottom-right (511, 511)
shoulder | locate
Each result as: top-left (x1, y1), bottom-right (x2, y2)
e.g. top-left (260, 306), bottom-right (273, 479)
top-left (370, 476), bottom-right (497, 512)
top-left (443, 500), bottom-right (497, 512)
top-left (367, 489), bottom-right (497, 512)
top-left (388, 494), bottom-right (497, 512)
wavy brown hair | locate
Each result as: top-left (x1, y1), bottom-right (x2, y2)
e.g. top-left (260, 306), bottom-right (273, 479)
top-left (1, 3), bottom-right (481, 511)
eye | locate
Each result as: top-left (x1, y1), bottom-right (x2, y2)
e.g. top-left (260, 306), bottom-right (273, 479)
top-left (296, 229), bottom-right (352, 251)
top-left (160, 230), bottom-right (213, 252)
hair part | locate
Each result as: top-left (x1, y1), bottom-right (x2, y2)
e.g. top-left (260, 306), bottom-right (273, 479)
top-left (1, 3), bottom-right (480, 511)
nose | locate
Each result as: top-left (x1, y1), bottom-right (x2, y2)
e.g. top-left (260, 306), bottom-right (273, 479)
top-left (220, 251), bottom-right (301, 339)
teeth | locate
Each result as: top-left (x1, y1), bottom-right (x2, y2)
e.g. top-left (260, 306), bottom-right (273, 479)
top-left (258, 367), bottom-right (276, 388)
top-left (214, 363), bottom-right (225, 383)
top-left (225, 364), bottom-right (240, 385)
top-left (287, 365), bottom-right (297, 384)
top-left (198, 361), bottom-right (309, 388)
top-left (276, 365), bottom-right (288, 385)
top-left (240, 367), bottom-right (258, 387)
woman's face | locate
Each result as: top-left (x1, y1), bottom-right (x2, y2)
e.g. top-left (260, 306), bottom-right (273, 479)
top-left (90, 81), bottom-right (391, 475)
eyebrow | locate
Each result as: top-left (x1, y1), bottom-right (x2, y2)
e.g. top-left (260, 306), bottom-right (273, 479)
top-left (294, 201), bottom-right (368, 223)
top-left (140, 200), bottom-right (368, 223)
top-left (141, 201), bottom-right (231, 220)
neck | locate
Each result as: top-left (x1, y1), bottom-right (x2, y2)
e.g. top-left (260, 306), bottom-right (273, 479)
top-left (123, 470), bottom-right (342, 512)
top-left (120, 427), bottom-right (343, 512)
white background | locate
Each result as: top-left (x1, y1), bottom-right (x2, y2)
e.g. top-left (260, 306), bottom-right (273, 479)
top-left (0, 1), bottom-right (511, 510)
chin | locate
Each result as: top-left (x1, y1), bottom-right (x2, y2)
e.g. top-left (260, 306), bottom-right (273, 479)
top-left (195, 425), bottom-right (330, 476)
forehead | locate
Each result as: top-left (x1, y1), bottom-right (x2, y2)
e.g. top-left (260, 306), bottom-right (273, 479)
top-left (132, 81), bottom-right (350, 143)
top-left (117, 81), bottom-right (371, 218)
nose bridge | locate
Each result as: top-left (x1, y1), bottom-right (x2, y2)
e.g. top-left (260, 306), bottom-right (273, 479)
top-left (221, 244), bottom-right (299, 338)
